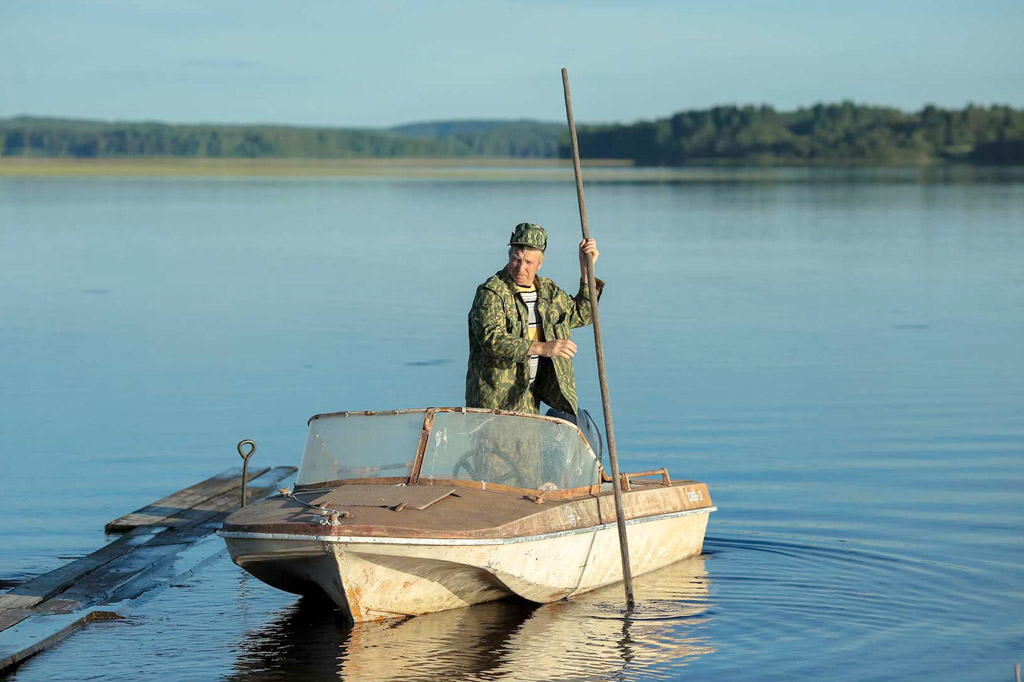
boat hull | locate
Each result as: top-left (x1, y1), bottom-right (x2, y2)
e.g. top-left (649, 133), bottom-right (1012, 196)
top-left (223, 508), bottom-right (711, 621)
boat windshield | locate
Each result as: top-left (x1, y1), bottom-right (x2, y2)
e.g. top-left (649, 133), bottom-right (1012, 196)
top-left (421, 411), bottom-right (600, 491)
top-left (297, 411), bottom-right (424, 485)
top-left (296, 409), bottom-right (600, 491)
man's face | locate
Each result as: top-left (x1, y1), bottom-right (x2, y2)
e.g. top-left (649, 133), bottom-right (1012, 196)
top-left (507, 246), bottom-right (544, 286)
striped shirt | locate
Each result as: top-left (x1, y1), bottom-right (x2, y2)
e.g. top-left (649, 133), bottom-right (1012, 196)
top-left (516, 283), bottom-right (542, 383)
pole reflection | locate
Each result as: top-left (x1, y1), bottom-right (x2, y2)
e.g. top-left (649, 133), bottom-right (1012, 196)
top-left (227, 555), bottom-right (713, 682)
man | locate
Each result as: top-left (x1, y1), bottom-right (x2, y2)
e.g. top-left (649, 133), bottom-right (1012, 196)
top-left (466, 222), bottom-right (603, 416)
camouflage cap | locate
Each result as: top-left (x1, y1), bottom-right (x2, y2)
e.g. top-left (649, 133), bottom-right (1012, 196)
top-left (509, 223), bottom-right (547, 252)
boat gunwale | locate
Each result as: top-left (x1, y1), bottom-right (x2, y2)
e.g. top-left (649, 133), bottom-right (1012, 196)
top-left (219, 505), bottom-right (718, 546)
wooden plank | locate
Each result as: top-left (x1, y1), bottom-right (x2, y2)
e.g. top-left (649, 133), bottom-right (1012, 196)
top-left (0, 609), bottom-right (119, 672)
top-left (23, 466), bottom-right (295, 617)
top-left (8, 464), bottom-right (294, 618)
top-left (154, 466), bottom-right (296, 529)
top-left (144, 524), bottom-right (222, 547)
top-left (0, 536), bottom-right (233, 671)
top-left (141, 462), bottom-right (292, 540)
top-left (0, 467), bottom-right (293, 616)
top-left (1, 466), bottom-right (294, 615)
top-left (105, 466), bottom-right (269, 532)
top-left (0, 528), bottom-right (157, 613)
top-left (0, 464), bottom-right (297, 670)
top-left (105, 534), bottom-right (227, 604)
top-left (34, 545), bottom-right (182, 615)
top-left (0, 611), bottom-right (30, 635)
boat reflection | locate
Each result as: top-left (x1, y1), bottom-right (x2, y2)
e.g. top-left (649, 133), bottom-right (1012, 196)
top-left (227, 555), bottom-right (714, 681)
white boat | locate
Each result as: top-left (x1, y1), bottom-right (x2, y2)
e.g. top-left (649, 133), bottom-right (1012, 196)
top-left (229, 556), bottom-right (714, 681)
top-left (220, 407), bottom-right (716, 621)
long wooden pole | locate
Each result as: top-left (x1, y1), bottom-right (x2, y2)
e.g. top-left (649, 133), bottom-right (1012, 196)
top-left (561, 67), bottom-right (635, 608)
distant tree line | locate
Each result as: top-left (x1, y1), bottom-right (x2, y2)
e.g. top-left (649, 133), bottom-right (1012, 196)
top-left (2, 103), bottom-right (1023, 164)
top-left (567, 103), bottom-right (1024, 165)
top-left (392, 120), bottom-right (564, 157)
top-left (0, 118), bottom-right (459, 159)
top-left (0, 117), bottom-right (564, 160)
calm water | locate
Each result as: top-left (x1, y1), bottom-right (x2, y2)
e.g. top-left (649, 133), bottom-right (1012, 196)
top-left (1, 169), bottom-right (1022, 681)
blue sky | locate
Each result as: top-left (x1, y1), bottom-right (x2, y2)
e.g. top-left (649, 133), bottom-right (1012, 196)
top-left (2, 0), bottom-right (1022, 127)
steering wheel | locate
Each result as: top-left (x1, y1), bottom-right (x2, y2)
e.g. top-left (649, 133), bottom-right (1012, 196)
top-left (452, 450), bottom-right (527, 488)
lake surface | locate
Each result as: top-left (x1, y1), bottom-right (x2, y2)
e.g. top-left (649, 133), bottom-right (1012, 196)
top-left (1, 168), bottom-right (1022, 681)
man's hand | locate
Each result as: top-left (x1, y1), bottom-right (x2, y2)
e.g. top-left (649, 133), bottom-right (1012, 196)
top-left (529, 339), bottom-right (578, 359)
top-left (578, 238), bottom-right (599, 281)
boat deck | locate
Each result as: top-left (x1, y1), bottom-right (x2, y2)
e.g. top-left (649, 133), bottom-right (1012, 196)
top-left (221, 479), bottom-right (713, 540)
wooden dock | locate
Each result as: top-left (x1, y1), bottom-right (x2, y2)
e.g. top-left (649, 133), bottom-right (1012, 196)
top-left (0, 464), bottom-right (295, 673)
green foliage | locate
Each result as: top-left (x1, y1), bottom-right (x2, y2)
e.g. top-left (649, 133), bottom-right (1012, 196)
top-left (0, 118), bottom-right (462, 159)
top-left (0, 117), bottom-right (565, 160)
top-left (567, 102), bottom-right (1024, 165)
top-left (3, 105), bottom-right (1023, 165)
top-left (390, 120), bottom-right (564, 157)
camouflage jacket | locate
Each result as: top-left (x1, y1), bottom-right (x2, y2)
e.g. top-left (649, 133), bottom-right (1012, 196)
top-left (465, 268), bottom-right (605, 416)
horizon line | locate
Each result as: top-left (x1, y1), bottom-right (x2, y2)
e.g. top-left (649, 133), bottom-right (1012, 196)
top-left (3, 99), bottom-right (1022, 131)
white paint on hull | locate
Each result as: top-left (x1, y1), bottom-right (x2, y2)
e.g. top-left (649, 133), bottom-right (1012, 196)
top-left (219, 505), bottom-right (716, 546)
top-left (223, 509), bottom-right (713, 621)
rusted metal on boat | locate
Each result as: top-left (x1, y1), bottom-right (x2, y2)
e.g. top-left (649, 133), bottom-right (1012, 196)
top-left (409, 410), bottom-right (434, 484)
top-left (634, 468), bottom-right (671, 485)
top-left (237, 439), bottom-right (256, 507)
top-left (308, 407), bottom-right (426, 425)
top-left (602, 468), bottom-right (672, 491)
top-left (220, 407), bottom-right (715, 622)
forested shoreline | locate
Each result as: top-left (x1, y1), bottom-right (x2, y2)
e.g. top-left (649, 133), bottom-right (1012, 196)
top-left (570, 103), bottom-right (1024, 165)
top-left (0, 117), bottom-right (564, 161)
top-left (2, 102), bottom-right (1022, 165)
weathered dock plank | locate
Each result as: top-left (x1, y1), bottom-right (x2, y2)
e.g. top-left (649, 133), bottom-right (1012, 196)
top-left (0, 528), bottom-right (157, 612)
top-left (104, 466), bottom-right (270, 533)
top-left (34, 544), bottom-right (183, 616)
top-left (0, 610), bottom-right (31, 636)
top-left (107, 534), bottom-right (228, 604)
top-left (0, 463), bottom-right (285, 613)
top-left (34, 466), bottom-right (295, 617)
top-left (0, 464), bottom-right (296, 673)
top-left (153, 465), bottom-right (296, 530)
top-left (0, 609), bottom-right (120, 672)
